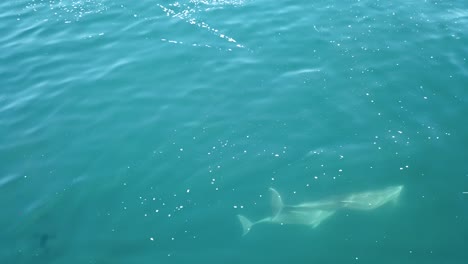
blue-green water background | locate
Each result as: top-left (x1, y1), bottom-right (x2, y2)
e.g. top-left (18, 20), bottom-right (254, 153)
top-left (1, 0), bottom-right (468, 263)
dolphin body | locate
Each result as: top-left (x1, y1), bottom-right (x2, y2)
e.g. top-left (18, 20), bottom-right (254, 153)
top-left (295, 185), bottom-right (405, 211)
top-left (340, 185), bottom-right (404, 210)
top-left (237, 188), bottom-right (336, 236)
top-left (237, 185), bottom-right (404, 235)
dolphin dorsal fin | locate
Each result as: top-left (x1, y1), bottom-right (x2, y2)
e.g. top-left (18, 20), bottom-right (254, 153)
top-left (269, 188), bottom-right (284, 217)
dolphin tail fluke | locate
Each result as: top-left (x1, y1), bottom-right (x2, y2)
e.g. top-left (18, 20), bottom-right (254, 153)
top-left (237, 215), bottom-right (254, 236)
top-left (269, 187), bottom-right (284, 217)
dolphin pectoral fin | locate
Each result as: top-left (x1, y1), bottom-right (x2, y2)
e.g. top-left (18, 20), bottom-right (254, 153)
top-left (392, 186), bottom-right (404, 205)
top-left (237, 215), bottom-right (254, 236)
top-left (269, 188), bottom-right (284, 217)
top-left (391, 195), bottom-right (401, 206)
top-left (339, 200), bottom-right (353, 208)
top-left (309, 218), bottom-right (325, 229)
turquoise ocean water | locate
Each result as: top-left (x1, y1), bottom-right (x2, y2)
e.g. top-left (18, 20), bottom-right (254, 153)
top-left (1, 0), bottom-right (468, 263)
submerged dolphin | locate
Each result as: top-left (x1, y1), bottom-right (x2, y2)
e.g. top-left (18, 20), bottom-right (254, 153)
top-left (237, 188), bottom-right (336, 236)
top-left (237, 185), bottom-right (404, 235)
top-left (294, 185), bottom-right (405, 211)
top-left (340, 185), bottom-right (404, 210)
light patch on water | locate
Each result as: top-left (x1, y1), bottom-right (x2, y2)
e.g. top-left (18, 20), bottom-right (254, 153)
top-left (189, 0), bottom-right (246, 6)
top-left (158, 0), bottom-right (246, 50)
top-left (23, 0), bottom-right (108, 22)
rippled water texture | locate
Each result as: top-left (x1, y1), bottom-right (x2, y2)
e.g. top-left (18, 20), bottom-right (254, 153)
top-left (1, 0), bottom-right (467, 263)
